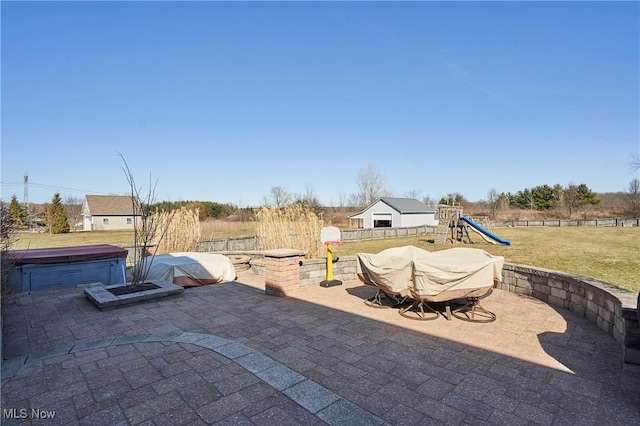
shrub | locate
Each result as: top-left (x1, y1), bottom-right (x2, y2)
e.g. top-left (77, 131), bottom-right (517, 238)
top-left (1, 202), bottom-right (19, 304)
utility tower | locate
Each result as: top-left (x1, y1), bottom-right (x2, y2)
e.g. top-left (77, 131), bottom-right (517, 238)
top-left (23, 171), bottom-right (30, 227)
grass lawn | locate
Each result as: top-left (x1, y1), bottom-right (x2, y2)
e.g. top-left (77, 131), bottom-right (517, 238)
top-left (11, 226), bottom-right (639, 293)
top-left (13, 230), bottom-right (136, 249)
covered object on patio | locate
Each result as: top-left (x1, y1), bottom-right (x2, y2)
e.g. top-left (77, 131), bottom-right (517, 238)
top-left (357, 246), bottom-right (504, 320)
top-left (131, 252), bottom-right (237, 287)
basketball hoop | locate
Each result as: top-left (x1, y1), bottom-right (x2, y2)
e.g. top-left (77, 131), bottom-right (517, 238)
top-left (320, 226), bottom-right (342, 245)
top-left (320, 227), bottom-right (343, 287)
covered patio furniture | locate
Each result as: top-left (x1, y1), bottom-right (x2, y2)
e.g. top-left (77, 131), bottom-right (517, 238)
top-left (357, 246), bottom-right (504, 322)
top-left (131, 252), bottom-right (237, 287)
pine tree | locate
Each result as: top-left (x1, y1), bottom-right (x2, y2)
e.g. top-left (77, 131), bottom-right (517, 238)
top-left (564, 183), bottom-right (600, 218)
top-left (45, 193), bottom-right (70, 234)
top-left (8, 195), bottom-right (25, 226)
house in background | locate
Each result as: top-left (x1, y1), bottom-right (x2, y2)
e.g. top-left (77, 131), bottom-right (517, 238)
top-left (349, 197), bottom-right (438, 228)
top-left (82, 195), bottom-right (140, 231)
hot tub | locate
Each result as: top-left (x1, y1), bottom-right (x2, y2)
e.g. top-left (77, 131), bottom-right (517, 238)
top-left (8, 244), bottom-right (128, 292)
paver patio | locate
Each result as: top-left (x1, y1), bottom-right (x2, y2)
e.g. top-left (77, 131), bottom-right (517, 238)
top-left (2, 269), bottom-right (639, 425)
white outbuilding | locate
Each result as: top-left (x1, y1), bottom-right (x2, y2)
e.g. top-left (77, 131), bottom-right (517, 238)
top-left (348, 197), bottom-right (438, 228)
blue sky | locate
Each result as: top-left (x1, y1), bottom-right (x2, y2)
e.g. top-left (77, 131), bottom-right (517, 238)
top-left (2, 1), bottom-right (638, 207)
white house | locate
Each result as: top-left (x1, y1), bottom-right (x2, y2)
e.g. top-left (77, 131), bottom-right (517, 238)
top-left (349, 197), bottom-right (438, 228)
top-left (82, 195), bottom-right (140, 231)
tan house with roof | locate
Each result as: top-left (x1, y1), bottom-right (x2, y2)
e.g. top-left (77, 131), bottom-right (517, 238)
top-left (82, 195), bottom-right (140, 231)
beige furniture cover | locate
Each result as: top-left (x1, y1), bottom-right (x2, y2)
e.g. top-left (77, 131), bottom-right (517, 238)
top-left (357, 246), bottom-right (504, 298)
top-left (132, 252), bottom-right (237, 287)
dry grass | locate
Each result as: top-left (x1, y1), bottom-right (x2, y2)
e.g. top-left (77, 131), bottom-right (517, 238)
top-left (200, 219), bottom-right (257, 238)
top-left (155, 207), bottom-right (201, 254)
top-left (338, 226), bottom-right (640, 293)
top-left (256, 204), bottom-right (324, 258)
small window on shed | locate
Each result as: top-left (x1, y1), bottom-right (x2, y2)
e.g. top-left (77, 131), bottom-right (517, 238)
top-left (127, 218), bottom-right (133, 225)
top-left (103, 218), bottom-right (109, 225)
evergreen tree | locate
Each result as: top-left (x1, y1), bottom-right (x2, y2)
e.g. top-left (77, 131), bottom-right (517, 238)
top-left (45, 193), bottom-right (70, 234)
top-left (564, 183), bottom-right (600, 218)
top-left (9, 195), bottom-right (26, 226)
top-left (531, 185), bottom-right (555, 210)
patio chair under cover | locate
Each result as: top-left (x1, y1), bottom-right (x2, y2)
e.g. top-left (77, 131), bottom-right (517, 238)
top-left (131, 252), bottom-right (237, 287)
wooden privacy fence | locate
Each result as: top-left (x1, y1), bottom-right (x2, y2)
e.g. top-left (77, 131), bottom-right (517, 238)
top-left (494, 218), bottom-right (639, 227)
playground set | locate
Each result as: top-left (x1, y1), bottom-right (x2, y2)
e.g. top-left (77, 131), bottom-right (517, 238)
top-left (436, 204), bottom-right (511, 246)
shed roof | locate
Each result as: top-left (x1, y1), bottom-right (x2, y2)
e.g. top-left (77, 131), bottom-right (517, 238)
top-left (349, 197), bottom-right (434, 218)
top-left (84, 195), bottom-right (139, 216)
top-left (379, 197), bottom-right (432, 213)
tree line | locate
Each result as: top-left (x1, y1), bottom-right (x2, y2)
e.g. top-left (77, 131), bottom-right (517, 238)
top-left (487, 183), bottom-right (601, 218)
top-left (150, 200), bottom-right (243, 220)
top-left (6, 159), bottom-right (639, 234)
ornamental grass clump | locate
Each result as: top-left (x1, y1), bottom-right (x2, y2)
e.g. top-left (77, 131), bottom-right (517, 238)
top-left (155, 207), bottom-right (201, 254)
top-left (256, 204), bottom-right (324, 258)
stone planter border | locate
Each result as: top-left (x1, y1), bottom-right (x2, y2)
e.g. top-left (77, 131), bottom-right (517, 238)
top-left (84, 279), bottom-right (184, 310)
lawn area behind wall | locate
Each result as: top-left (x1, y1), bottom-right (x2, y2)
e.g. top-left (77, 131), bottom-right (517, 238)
top-left (11, 226), bottom-right (640, 293)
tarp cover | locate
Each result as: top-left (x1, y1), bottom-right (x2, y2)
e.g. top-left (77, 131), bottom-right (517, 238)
top-left (133, 252), bottom-right (237, 288)
top-left (357, 246), bottom-right (504, 297)
top-left (8, 244), bottom-right (128, 266)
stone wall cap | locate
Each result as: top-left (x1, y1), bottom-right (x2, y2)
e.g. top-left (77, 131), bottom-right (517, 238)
top-left (263, 249), bottom-right (305, 258)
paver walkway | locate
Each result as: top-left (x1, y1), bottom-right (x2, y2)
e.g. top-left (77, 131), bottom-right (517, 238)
top-left (2, 269), bottom-right (640, 425)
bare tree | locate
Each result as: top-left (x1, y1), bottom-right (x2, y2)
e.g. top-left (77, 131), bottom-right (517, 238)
top-left (269, 186), bottom-right (292, 208)
top-left (630, 153), bottom-right (640, 171)
top-left (304, 183), bottom-right (317, 205)
top-left (422, 196), bottom-right (437, 209)
top-left (64, 195), bottom-right (83, 231)
top-left (294, 183), bottom-right (321, 212)
top-left (486, 188), bottom-right (501, 219)
top-left (624, 178), bottom-right (640, 218)
top-left (347, 193), bottom-right (361, 207)
top-left (120, 154), bottom-right (172, 286)
top-left (338, 192), bottom-right (347, 209)
top-left (355, 164), bottom-right (388, 207)
top-left (404, 189), bottom-right (421, 199)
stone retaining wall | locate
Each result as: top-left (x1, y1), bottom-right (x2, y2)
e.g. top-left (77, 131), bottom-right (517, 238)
top-left (499, 264), bottom-right (637, 345)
